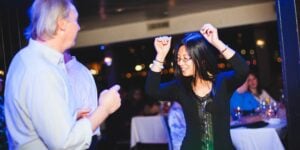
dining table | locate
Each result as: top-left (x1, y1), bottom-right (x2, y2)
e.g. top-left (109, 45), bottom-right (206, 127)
top-left (230, 118), bottom-right (286, 150)
top-left (130, 115), bottom-right (286, 150)
top-left (130, 115), bottom-right (169, 148)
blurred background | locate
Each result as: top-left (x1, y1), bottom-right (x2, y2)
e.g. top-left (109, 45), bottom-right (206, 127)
top-left (1, 0), bottom-right (297, 150)
top-left (0, 0), bottom-right (281, 95)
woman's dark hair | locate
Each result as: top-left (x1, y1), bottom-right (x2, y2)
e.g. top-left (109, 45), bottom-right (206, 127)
top-left (173, 32), bottom-right (218, 87)
top-left (248, 71), bottom-right (263, 96)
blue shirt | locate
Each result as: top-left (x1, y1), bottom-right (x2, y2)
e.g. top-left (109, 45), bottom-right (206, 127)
top-left (230, 91), bottom-right (260, 117)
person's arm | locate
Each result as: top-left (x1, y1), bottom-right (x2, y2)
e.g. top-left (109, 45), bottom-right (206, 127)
top-left (88, 85), bottom-right (121, 131)
top-left (200, 24), bottom-right (235, 60)
top-left (145, 36), bottom-right (178, 100)
top-left (145, 71), bottom-right (179, 100)
top-left (224, 54), bottom-right (249, 92)
top-left (201, 23), bottom-right (249, 91)
top-left (151, 36), bottom-right (172, 72)
top-left (30, 69), bottom-right (120, 149)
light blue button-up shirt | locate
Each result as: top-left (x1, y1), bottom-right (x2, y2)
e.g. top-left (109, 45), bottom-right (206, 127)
top-left (4, 39), bottom-right (93, 150)
top-left (65, 57), bottom-right (100, 136)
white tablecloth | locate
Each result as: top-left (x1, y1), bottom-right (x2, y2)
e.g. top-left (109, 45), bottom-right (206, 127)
top-left (231, 128), bottom-right (284, 150)
top-left (130, 115), bottom-right (286, 150)
top-left (230, 119), bottom-right (286, 150)
top-left (130, 115), bottom-right (169, 148)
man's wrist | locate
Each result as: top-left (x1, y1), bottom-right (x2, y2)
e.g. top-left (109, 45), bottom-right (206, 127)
top-left (97, 105), bottom-right (110, 116)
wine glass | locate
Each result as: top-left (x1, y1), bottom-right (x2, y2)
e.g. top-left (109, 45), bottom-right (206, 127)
top-left (259, 100), bottom-right (268, 119)
top-left (270, 101), bottom-right (279, 118)
top-left (234, 106), bottom-right (242, 122)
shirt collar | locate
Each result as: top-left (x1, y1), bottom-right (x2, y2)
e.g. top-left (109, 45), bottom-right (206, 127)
top-left (29, 39), bottom-right (65, 66)
top-left (65, 56), bottom-right (78, 68)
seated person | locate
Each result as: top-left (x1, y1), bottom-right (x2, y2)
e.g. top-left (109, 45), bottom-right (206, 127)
top-left (231, 72), bottom-right (287, 125)
top-left (143, 99), bottom-right (161, 116)
top-left (247, 72), bottom-right (287, 119)
top-left (247, 72), bottom-right (276, 104)
top-left (230, 79), bottom-right (260, 119)
top-left (168, 102), bottom-right (186, 150)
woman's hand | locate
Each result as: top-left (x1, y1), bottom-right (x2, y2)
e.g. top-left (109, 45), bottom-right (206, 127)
top-left (154, 36), bottom-right (172, 62)
top-left (200, 23), bottom-right (235, 59)
top-left (200, 23), bottom-right (220, 46)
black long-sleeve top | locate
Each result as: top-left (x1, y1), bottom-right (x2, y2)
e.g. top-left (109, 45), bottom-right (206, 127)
top-left (145, 53), bottom-right (249, 150)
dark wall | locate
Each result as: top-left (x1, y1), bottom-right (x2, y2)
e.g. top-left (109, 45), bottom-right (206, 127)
top-left (0, 1), bottom-right (31, 76)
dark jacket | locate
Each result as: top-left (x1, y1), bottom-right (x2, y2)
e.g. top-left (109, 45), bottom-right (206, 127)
top-left (145, 53), bottom-right (249, 150)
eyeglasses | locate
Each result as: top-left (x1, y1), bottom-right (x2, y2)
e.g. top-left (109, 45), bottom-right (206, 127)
top-left (177, 57), bottom-right (192, 63)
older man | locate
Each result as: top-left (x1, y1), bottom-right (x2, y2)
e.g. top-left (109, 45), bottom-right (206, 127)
top-left (4, 0), bottom-right (121, 149)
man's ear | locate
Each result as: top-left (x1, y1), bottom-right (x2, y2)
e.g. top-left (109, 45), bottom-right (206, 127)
top-left (57, 17), bottom-right (67, 32)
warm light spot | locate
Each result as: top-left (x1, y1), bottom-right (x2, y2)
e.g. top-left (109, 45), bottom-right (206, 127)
top-left (141, 71), bottom-right (147, 77)
top-left (135, 64), bottom-right (143, 71)
top-left (217, 63), bottom-right (225, 69)
top-left (168, 0), bottom-right (176, 6)
top-left (241, 49), bottom-right (246, 55)
top-left (277, 57), bottom-right (282, 63)
top-left (88, 62), bottom-right (101, 75)
top-left (0, 70), bottom-right (4, 76)
top-left (116, 8), bottom-right (124, 13)
top-left (256, 39), bottom-right (265, 48)
top-left (125, 73), bottom-right (132, 79)
top-left (90, 69), bottom-right (98, 75)
top-left (169, 68), bottom-right (174, 74)
top-left (249, 49), bottom-right (255, 55)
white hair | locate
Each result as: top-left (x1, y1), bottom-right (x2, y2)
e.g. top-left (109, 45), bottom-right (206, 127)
top-left (25, 0), bottom-right (74, 40)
